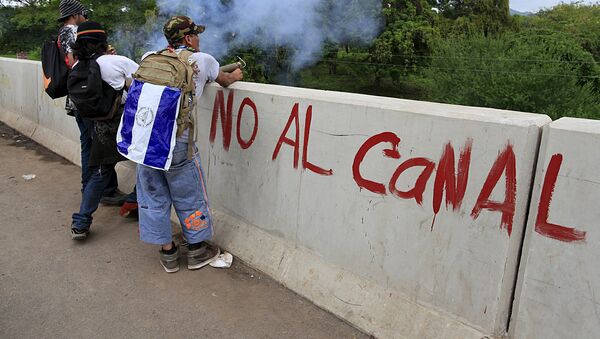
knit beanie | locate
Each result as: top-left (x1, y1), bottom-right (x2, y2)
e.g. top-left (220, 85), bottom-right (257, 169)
top-left (76, 21), bottom-right (107, 42)
top-left (58, 0), bottom-right (86, 22)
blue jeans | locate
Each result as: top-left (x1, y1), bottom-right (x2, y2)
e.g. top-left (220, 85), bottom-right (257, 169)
top-left (72, 164), bottom-right (118, 230)
top-left (74, 111), bottom-right (93, 191)
top-left (137, 142), bottom-right (212, 245)
top-left (74, 111), bottom-right (118, 195)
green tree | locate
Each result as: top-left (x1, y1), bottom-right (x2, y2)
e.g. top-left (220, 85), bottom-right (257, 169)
top-left (435, 0), bottom-right (511, 36)
top-left (0, 0), bottom-right (158, 59)
top-left (421, 31), bottom-right (600, 119)
top-left (369, 0), bottom-right (438, 86)
top-left (524, 4), bottom-right (600, 62)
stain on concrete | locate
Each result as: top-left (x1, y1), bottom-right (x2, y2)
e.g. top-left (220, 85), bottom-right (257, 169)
top-left (0, 122), bottom-right (70, 165)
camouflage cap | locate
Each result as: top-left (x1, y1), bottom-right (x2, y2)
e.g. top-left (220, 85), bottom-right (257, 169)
top-left (163, 16), bottom-right (205, 44)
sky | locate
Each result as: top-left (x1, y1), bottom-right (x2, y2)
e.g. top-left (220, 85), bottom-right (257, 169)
top-left (510, 0), bottom-right (598, 12)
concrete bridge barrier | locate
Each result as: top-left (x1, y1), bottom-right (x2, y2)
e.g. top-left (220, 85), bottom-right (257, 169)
top-left (0, 58), bottom-right (81, 165)
top-left (194, 83), bottom-right (549, 338)
top-left (510, 118), bottom-right (600, 339)
top-left (6, 57), bottom-right (597, 338)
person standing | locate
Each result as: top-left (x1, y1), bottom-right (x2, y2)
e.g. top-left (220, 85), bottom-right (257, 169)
top-left (70, 21), bottom-right (139, 239)
top-left (127, 16), bottom-right (242, 272)
top-left (58, 0), bottom-right (125, 204)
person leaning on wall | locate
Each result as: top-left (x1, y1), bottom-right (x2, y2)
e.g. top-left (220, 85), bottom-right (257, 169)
top-left (132, 16), bottom-right (242, 273)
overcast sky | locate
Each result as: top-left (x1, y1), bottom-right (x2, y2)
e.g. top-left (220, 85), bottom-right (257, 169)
top-left (510, 0), bottom-right (598, 12)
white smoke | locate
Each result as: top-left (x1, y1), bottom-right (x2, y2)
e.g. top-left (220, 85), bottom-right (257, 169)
top-left (152, 0), bottom-right (383, 70)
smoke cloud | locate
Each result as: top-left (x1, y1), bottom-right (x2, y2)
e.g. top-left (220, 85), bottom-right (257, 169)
top-left (151, 0), bottom-right (383, 70)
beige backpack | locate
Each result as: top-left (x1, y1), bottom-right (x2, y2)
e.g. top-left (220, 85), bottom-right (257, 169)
top-left (133, 48), bottom-right (197, 158)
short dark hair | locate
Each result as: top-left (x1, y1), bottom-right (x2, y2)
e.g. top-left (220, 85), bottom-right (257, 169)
top-left (71, 39), bottom-right (108, 59)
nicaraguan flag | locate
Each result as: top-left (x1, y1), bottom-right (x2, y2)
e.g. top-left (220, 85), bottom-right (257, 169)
top-left (117, 79), bottom-right (181, 170)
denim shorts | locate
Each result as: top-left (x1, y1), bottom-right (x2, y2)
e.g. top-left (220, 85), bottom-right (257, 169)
top-left (136, 141), bottom-right (212, 245)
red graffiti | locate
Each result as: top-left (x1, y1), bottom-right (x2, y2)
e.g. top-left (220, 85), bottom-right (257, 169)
top-left (535, 154), bottom-right (586, 243)
top-left (210, 90), bottom-right (234, 151)
top-left (471, 144), bottom-right (517, 236)
top-left (352, 132), bottom-right (401, 195)
top-left (210, 91), bottom-right (259, 151)
top-left (432, 140), bottom-right (473, 229)
top-left (389, 157), bottom-right (435, 206)
top-left (303, 105), bottom-right (333, 176)
top-left (236, 97), bottom-right (259, 150)
top-left (272, 103), bottom-right (333, 175)
top-left (208, 92), bottom-right (587, 244)
top-left (272, 103), bottom-right (301, 169)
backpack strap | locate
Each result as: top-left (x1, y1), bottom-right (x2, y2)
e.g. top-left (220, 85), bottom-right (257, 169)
top-left (173, 49), bottom-right (197, 160)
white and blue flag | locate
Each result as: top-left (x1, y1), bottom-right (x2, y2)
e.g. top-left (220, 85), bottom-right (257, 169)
top-left (117, 79), bottom-right (181, 171)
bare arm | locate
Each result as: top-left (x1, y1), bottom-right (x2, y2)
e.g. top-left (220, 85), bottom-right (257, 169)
top-left (215, 68), bottom-right (243, 88)
top-left (66, 53), bottom-right (75, 68)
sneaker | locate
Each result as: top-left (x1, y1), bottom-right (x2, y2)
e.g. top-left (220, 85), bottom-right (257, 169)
top-left (71, 228), bottom-right (89, 241)
top-left (119, 202), bottom-right (138, 218)
top-left (187, 243), bottom-right (220, 270)
top-left (100, 190), bottom-right (128, 206)
top-left (159, 247), bottom-right (180, 273)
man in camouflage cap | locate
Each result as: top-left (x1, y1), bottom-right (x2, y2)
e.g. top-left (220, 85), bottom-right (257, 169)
top-left (135, 15), bottom-right (242, 273)
top-left (163, 15), bottom-right (205, 46)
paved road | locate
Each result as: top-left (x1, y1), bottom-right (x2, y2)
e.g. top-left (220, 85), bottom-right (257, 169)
top-left (0, 122), bottom-right (368, 339)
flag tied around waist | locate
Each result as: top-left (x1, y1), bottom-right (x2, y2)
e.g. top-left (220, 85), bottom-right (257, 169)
top-left (117, 79), bottom-right (181, 171)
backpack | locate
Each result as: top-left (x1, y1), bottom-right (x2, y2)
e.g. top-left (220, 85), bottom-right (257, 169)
top-left (41, 37), bottom-right (69, 99)
top-left (116, 48), bottom-right (198, 170)
top-left (133, 48), bottom-right (197, 149)
top-left (67, 55), bottom-right (122, 120)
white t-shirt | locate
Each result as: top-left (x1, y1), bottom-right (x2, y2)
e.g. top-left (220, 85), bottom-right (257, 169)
top-left (188, 52), bottom-right (220, 97)
top-left (95, 55), bottom-right (139, 91)
top-left (72, 54), bottom-right (139, 103)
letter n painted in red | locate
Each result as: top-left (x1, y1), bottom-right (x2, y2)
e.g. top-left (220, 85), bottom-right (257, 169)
top-left (433, 140), bottom-right (473, 215)
top-left (210, 90), bottom-right (234, 151)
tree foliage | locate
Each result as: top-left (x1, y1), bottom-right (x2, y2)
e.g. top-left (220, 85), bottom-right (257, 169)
top-left (421, 31), bottom-right (600, 119)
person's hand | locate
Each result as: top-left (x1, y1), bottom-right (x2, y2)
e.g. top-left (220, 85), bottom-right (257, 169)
top-left (216, 68), bottom-right (244, 87)
top-left (232, 68), bottom-right (243, 81)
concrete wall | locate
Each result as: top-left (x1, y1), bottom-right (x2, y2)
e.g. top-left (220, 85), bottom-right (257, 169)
top-left (1, 57), bottom-right (579, 339)
top-left (193, 84), bottom-right (549, 338)
top-left (0, 58), bottom-right (81, 165)
top-left (510, 118), bottom-right (600, 339)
